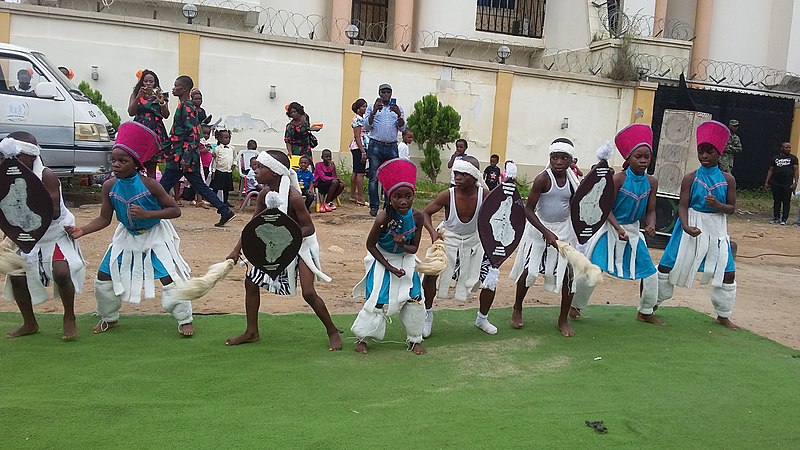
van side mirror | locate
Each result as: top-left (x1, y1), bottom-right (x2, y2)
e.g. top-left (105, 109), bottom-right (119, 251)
top-left (35, 82), bottom-right (64, 100)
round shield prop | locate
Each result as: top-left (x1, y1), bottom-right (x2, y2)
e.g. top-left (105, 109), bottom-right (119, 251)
top-left (241, 208), bottom-right (302, 279)
top-left (571, 160), bottom-right (615, 245)
top-left (478, 181), bottom-right (526, 268)
top-left (0, 157), bottom-right (54, 254)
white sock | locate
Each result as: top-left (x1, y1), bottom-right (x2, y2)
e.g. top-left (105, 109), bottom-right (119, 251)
top-left (475, 312), bottom-right (498, 335)
top-left (423, 308), bottom-right (433, 338)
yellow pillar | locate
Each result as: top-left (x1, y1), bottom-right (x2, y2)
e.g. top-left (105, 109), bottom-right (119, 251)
top-left (490, 70), bottom-right (513, 162)
top-left (0, 12), bottom-right (11, 43)
top-left (790, 102), bottom-right (800, 157)
top-left (330, 0), bottom-right (352, 44)
top-left (178, 33), bottom-right (200, 86)
top-left (690, 0), bottom-right (713, 80)
top-left (630, 82), bottom-right (657, 124)
top-left (653, 0), bottom-right (669, 38)
top-left (340, 51), bottom-right (362, 153)
top-left (393, 0), bottom-right (414, 51)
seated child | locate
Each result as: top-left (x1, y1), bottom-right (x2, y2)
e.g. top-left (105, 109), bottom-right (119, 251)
top-left (313, 148), bottom-right (345, 212)
top-left (1, 131), bottom-right (85, 341)
top-left (225, 150), bottom-right (342, 350)
top-left (294, 156), bottom-right (315, 211)
top-left (244, 156), bottom-right (262, 194)
top-left (65, 122), bottom-right (194, 337)
top-left (352, 158), bottom-right (426, 355)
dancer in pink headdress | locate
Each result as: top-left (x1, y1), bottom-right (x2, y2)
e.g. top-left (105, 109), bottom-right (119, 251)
top-left (657, 120), bottom-right (739, 329)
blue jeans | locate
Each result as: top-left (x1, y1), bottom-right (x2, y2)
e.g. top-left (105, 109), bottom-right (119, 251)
top-left (160, 168), bottom-right (231, 215)
top-left (367, 140), bottom-right (398, 210)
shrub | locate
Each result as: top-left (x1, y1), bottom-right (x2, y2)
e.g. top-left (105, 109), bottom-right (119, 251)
top-left (78, 81), bottom-right (121, 129)
top-left (406, 94), bottom-right (461, 182)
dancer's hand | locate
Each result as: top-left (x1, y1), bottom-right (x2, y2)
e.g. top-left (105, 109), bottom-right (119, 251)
top-left (616, 226), bottom-right (628, 241)
top-left (64, 226), bottom-right (83, 239)
top-left (129, 205), bottom-right (149, 219)
top-left (704, 195), bottom-right (722, 209)
top-left (683, 226), bottom-right (701, 237)
top-left (389, 266), bottom-right (406, 278)
top-left (644, 224), bottom-right (656, 236)
top-left (543, 230), bottom-right (558, 247)
top-left (226, 250), bottom-right (240, 263)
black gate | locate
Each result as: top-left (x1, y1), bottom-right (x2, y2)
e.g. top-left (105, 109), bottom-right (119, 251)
top-left (651, 85), bottom-right (795, 189)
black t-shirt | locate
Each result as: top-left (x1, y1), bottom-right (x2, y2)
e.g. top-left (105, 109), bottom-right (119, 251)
top-left (770, 153), bottom-right (798, 186)
top-left (484, 165), bottom-right (501, 190)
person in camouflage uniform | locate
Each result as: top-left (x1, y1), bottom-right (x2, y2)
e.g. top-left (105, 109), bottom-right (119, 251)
top-left (720, 119), bottom-right (742, 173)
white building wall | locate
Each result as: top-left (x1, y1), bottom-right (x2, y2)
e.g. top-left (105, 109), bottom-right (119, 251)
top-left (786, 0), bottom-right (800, 73)
top-left (623, 0), bottom-right (656, 17)
top-left (543, 0), bottom-right (591, 49)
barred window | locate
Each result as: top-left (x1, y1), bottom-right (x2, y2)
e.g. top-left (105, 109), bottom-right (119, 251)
top-left (476, 0), bottom-right (546, 39)
top-left (351, 0), bottom-right (390, 43)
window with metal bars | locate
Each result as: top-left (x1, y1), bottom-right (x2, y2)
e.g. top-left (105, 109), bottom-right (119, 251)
top-left (476, 0), bottom-right (546, 39)
top-left (351, 0), bottom-right (390, 43)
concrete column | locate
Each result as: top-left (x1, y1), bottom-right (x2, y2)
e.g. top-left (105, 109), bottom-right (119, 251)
top-left (652, 0), bottom-right (669, 38)
top-left (490, 70), bottom-right (514, 162)
top-left (690, 0), bottom-right (713, 80)
top-left (0, 12), bottom-right (10, 43)
top-left (790, 102), bottom-right (800, 157)
top-left (339, 51), bottom-right (363, 153)
top-left (392, 0), bottom-right (414, 52)
top-left (178, 33), bottom-right (200, 87)
top-left (330, 0), bottom-right (352, 44)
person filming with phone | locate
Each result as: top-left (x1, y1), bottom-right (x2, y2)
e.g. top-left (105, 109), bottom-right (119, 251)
top-left (363, 83), bottom-right (406, 217)
top-left (128, 69), bottom-right (170, 179)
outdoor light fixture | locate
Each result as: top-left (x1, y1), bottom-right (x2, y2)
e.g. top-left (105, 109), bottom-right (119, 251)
top-left (182, 2), bottom-right (198, 24)
top-left (345, 24), bottom-right (359, 45)
top-left (560, 117), bottom-right (569, 129)
top-left (497, 45), bottom-right (511, 64)
top-left (90, 65), bottom-right (99, 81)
top-left (269, 85), bottom-right (277, 99)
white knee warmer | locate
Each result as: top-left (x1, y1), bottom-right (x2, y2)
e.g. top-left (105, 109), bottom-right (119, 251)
top-left (351, 307), bottom-right (387, 342)
top-left (711, 282), bottom-right (736, 318)
top-left (570, 274), bottom-right (596, 310)
top-left (638, 273), bottom-right (659, 315)
top-left (400, 300), bottom-right (425, 344)
top-left (161, 283), bottom-right (193, 325)
top-left (94, 279), bottom-right (122, 323)
top-left (657, 272), bottom-right (673, 304)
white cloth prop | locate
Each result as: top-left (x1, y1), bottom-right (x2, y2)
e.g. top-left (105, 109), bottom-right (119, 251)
top-left (668, 209), bottom-right (730, 288)
top-left (161, 283), bottom-right (192, 325)
top-left (105, 220), bottom-right (191, 303)
top-left (509, 219), bottom-right (577, 293)
top-left (437, 230), bottom-right (484, 302)
top-left (0, 137), bottom-right (45, 176)
top-left (299, 234), bottom-right (332, 283)
top-left (351, 247), bottom-right (424, 344)
top-left (416, 238), bottom-right (447, 276)
top-left (452, 159), bottom-right (489, 190)
top-left (582, 221), bottom-right (647, 280)
top-left (504, 161), bottom-right (518, 180)
top-left (0, 238), bottom-right (26, 276)
top-left (482, 266), bottom-right (500, 291)
top-left (596, 140), bottom-right (614, 161)
top-left (175, 259), bottom-right (235, 301)
top-left (573, 272), bottom-right (656, 313)
top-left (711, 282), bottom-right (736, 318)
top-left (556, 240), bottom-right (602, 286)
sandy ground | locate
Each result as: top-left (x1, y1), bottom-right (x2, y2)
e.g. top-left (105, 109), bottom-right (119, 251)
top-left (2, 201), bottom-right (799, 349)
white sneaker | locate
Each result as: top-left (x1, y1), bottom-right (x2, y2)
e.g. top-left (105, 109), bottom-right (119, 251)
top-left (475, 317), bottom-right (498, 335)
top-left (423, 310), bottom-right (433, 338)
top-left (328, 202), bottom-right (337, 210)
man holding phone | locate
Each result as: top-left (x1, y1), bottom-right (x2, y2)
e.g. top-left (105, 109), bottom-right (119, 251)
top-left (363, 83), bottom-right (406, 216)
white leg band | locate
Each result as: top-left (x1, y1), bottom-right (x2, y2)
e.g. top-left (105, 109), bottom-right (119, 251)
top-left (351, 307), bottom-right (387, 342)
top-left (400, 300), bottom-right (425, 344)
top-left (570, 274), bottom-right (595, 310)
top-left (94, 279), bottom-right (122, 323)
top-left (638, 273), bottom-right (659, 315)
top-left (423, 308), bottom-right (433, 339)
top-left (711, 282), bottom-right (736, 318)
top-left (657, 272), bottom-right (673, 304)
top-left (161, 283), bottom-right (193, 325)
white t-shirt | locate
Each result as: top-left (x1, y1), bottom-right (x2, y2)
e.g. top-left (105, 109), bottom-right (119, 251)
top-left (398, 142), bottom-right (410, 160)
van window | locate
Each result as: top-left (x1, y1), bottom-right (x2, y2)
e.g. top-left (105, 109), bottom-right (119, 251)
top-left (0, 55), bottom-right (47, 97)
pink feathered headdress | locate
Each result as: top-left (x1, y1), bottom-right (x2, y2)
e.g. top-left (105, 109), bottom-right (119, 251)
top-left (614, 123), bottom-right (653, 159)
top-left (696, 120), bottom-right (730, 155)
top-left (113, 121), bottom-right (160, 167)
top-left (377, 158), bottom-right (416, 197)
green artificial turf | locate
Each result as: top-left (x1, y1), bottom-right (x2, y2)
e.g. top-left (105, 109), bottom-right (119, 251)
top-left (1, 307), bottom-right (798, 449)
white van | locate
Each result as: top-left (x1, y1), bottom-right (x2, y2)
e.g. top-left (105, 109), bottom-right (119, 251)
top-left (0, 43), bottom-right (113, 176)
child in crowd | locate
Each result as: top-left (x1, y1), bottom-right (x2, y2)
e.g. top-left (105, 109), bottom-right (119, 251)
top-left (570, 157), bottom-right (584, 177)
top-left (422, 155), bottom-right (496, 336)
top-left (188, 124), bottom-right (214, 208)
top-left (2, 132), bottom-right (85, 341)
top-left (571, 125), bottom-right (662, 324)
top-left (397, 129), bottom-right (413, 161)
top-left (295, 156), bottom-right (315, 211)
top-left (483, 153), bottom-right (501, 190)
top-left (225, 150), bottom-right (342, 350)
top-left (657, 121), bottom-right (739, 329)
top-left (509, 138), bottom-right (581, 337)
top-left (210, 129), bottom-right (236, 207)
top-left (447, 139), bottom-right (470, 186)
top-left (352, 158), bottom-right (426, 355)
top-left (247, 139), bottom-right (258, 152)
top-left (313, 148), bottom-right (344, 212)
top-left (244, 156), bottom-right (262, 194)
top-left (65, 122), bottom-right (194, 336)
top-left (191, 89), bottom-right (210, 125)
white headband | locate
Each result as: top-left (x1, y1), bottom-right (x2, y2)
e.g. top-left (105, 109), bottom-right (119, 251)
top-left (256, 151), bottom-right (290, 177)
top-left (452, 159), bottom-right (489, 190)
top-left (256, 151), bottom-right (301, 213)
top-left (549, 141), bottom-right (574, 158)
top-left (0, 137), bottom-right (40, 158)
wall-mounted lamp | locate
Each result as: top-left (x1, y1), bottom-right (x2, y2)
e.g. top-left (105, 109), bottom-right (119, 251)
top-left (182, 2), bottom-right (198, 24)
top-left (560, 117), bottom-right (569, 129)
top-left (345, 24), bottom-right (359, 45)
top-left (269, 85), bottom-right (277, 99)
top-left (497, 45), bottom-right (511, 64)
top-left (90, 65), bottom-right (99, 81)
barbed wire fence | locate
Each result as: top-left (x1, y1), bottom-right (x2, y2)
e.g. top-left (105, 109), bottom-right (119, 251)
top-left (21, 0), bottom-right (800, 95)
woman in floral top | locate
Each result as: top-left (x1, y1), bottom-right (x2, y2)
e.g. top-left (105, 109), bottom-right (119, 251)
top-left (127, 69), bottom-right (170, 179)
top-left (284, 101), bottom-right (312, 162)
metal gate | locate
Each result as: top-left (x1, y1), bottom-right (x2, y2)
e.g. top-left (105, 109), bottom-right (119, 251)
top-left (651, 85), bottom-right (795, 189)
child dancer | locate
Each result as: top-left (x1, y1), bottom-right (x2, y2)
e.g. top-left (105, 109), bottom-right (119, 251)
top-left (65, 122), bottom-right (194, 336)
top-left (314, 149), bottom-right (344, 212)
top-left (422, 155), bottom-right (496, 337)
top-left (657, 120), bottom-right (739, 329)
top-left (2, 132), bottom-right (85, 341)
top-left (571, 125), bottom-right (662, 324)
top-left (509, 138), bottom-right (581, 337)
top-left (352, 158), bottom-right (426, 355)
top-left (210, 129), bottom-right (236, 207)
top-left (295, 156), bottom-right (315, 211)
top-left (225, 150), bottom-right (342, 350)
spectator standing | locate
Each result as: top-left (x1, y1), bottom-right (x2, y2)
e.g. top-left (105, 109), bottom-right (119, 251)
top-left (363, 83), bottom-right (406, 216)
top-left (721, 119), bottom-right (742, 173)
top-left (764, 142), bottom-right (798, 225)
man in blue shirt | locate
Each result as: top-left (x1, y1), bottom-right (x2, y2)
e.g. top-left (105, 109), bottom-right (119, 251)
top-left (363, 83), bottom-right (406, 216)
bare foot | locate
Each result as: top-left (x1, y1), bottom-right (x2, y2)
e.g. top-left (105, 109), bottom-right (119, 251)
top-left (569, 306), bottom-right (581, 319)
top-left (355, 340), bottom-right (368, 354)
top-left (716, 317), bottom-right (739, 330)
top-left (511, 308), bottom-right (524, 329)
top-left (6, 322), bottom-right (39, 338)
top-left (410, 342), bottom-right (427, 355)
top-left (62, 316), bottom-right (78, 341)
top-left (637, 312), bottom-right (665, 326)
top-left (92, 320), bottom-right (118, 334)
top-left (328, 330), bottom-right (343, 351)
top-left (179, 323), bottom-right (194, 337)
top-left (226, 330), bottom-right (260, 345)
top-left (557, 319), bottom-right (575, 337)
